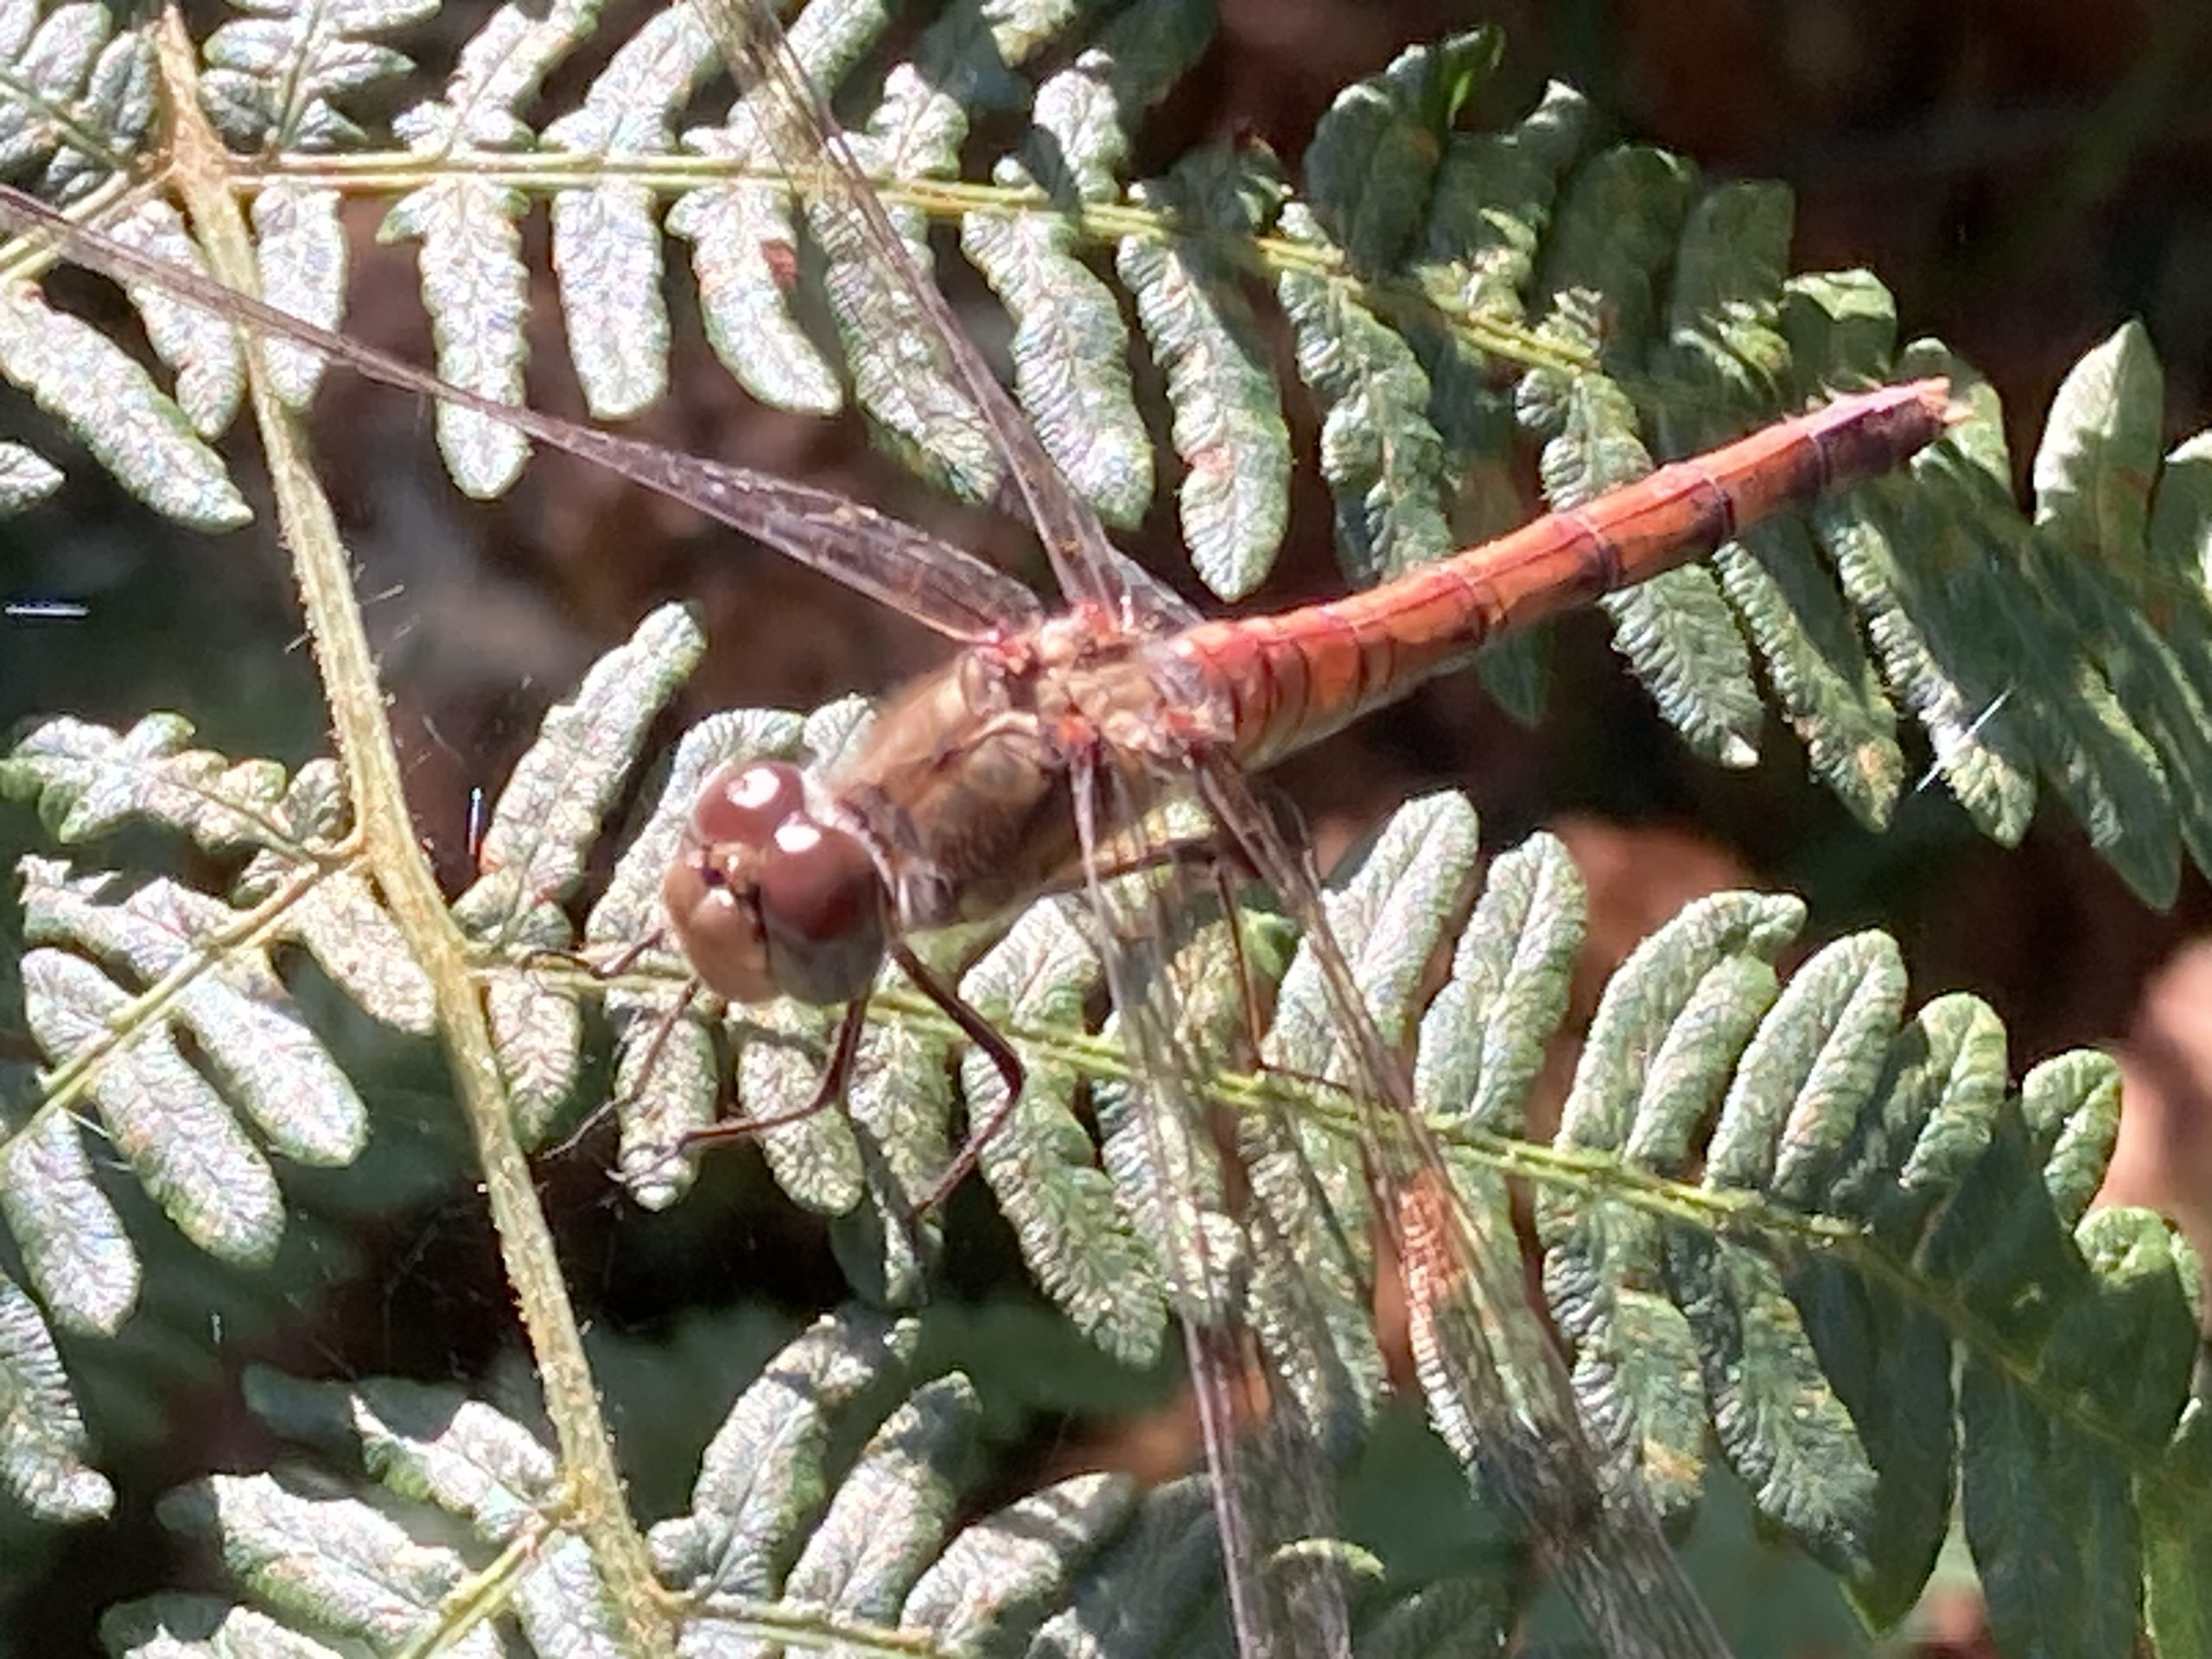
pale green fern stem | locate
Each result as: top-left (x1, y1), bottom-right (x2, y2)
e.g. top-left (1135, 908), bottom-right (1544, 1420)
top-left (149, 9), bottom-right (673, 1652)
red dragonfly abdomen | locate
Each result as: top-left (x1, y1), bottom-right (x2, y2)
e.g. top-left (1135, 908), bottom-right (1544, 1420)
top-left (1170, 379), bottom-right (1955, 771)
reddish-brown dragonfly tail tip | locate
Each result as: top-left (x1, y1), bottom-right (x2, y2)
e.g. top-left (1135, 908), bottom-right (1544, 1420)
top-left (1901, 374), bottom-right (1967, 428)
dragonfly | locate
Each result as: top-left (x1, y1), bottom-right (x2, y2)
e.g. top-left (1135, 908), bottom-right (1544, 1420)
top-left (0, 2), bottom-right (1953, 1650)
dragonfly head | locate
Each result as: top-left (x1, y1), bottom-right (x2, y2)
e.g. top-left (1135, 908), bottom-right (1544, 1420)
top-left (661, 760), bottom-right (887, 1007)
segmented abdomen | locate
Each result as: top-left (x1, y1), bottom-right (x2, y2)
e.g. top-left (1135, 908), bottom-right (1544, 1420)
top-left (1169, 379), bottom-right (1955, 771)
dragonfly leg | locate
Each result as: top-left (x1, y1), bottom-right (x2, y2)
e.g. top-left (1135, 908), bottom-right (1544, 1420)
top-left (895, 941), bottom-right (1025, 1215)
top-left (584, 927), bottom-right (667, 979)
top-left (683, 997), bottom-right (870, 1146)
top-left (543, 950), bottom-right (694, 1159)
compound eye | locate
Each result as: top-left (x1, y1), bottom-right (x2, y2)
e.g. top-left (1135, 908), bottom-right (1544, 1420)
top-left (690, 760), bottom-right (806, 849)
top-left (661, 847), bottom-right (774, 1003)
top-left (756, 818), bottom-right (887, 1006)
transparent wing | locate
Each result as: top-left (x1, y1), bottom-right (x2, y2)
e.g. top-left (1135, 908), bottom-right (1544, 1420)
top-left (0, 184), bottom-right (1042, 644)
top-left (1192, 757), bottom-right (1733, 1659)
top-left (683, 0), bottom-right (1198, 634)
top-left (1065, 745), bottom-right (1358, 1659)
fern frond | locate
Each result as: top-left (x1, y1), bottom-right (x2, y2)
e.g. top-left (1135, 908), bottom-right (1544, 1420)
top-left (100, 1311), bottom-right (1136, 1656)
top-left (0, 3), bottom-right (2209, 899)
top-left (6, 605), bottom-right (2205, 1649)
top-left (0, 5), bottom-right (2208, 1652)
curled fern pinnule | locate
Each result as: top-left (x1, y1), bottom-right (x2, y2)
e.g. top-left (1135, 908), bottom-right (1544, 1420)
top-left (22, 947), bottom-right (285, 1264)
top-left (2018, 327), bottom-right (2212, 887)
top-left (157, 1471), bottom-right (477, 1646)
top-left (1778, 270), bottom-right (1902, 394)
top-left (248, 183), bottom-right (350, 410)
top-left (960, 899), bottom-right (1166, 1369)
top-left (448, 603), bottom-right (699, 1144)
top-left (1407, 78), bottom-right (1583, 629)
top-left (1529, 349), bottom-right (1769, 766)
top-left (1662, 184), bottom-right (1909, 810)
top-left (1557, 889), bottom-right (1806, 1157)
top-left (1303, 27), bottom-right (1501, 275)
top-left (2078, 1206), bottom-right (2201, 1448)
top-left (780, 1372), bottom-right (979, 1624)
top-left (486, 975), bottom-right (583, 1147)
top-left (1278, 198), bottom-right (1456, 588)
top-left (963, 159), bottom-right (1154, 531)
top-left (830, 986), bottom-right (951, 1310)
top-left (1119, 143), bottom-right (1292, 601)
top-left (741, 995), bottom-right (869, 1214)
top-left (2016, 1051), bottom-right (2122, 1229)
top-left (1033, 1476), bottom-right (1227, 1658)
top-left (1821, 476), bottom-right (2039, 841)
top-left (0, 1269), bottom-right (110, 1521)
top-left (0, 283), bottom-right (248, 529)
top-left (672, 0), bottom-right (889, 417)
top-left (1271, 791), bottom-right (1482, 1080)
top-left (1256, 798), bottom-right (1491, 1443)
top-left (378, 167), bottom-right (532, 498)
top-left (1626, 951), bottom-right (1781, 1170)
top-left (198, 0), bottom-right (430, 151)
top-left (1671, 1225), bottom-right (1878, 1573)
top-left (1242, 798), bottom-right (1482, 1425)
top-left (901, 1470), bottom-right (1138, 1654)
top-left (0, 4), bottom-right (152, 199)
top-left (1722, 516), bottom-right (1905, 828)
top-left (2033, 321), bottom-right (2162, 567)
top-left (669, 165), bottom-right (845, 415)
top-left (654, 1309), bottom-right (921, 1599)
top-left (1094, 1010), bottom-right (1241, 1332)
top-left (1605, 540), bottom-right (1764, 769)
top-left (1708, 930), bottom-right (1907, 1195)
top-left (945, 0), bottom-right (1198, 536)
top-left (1538, 890), bottom-right (1803, 1517)
top-left (459, 603), bottom-right (704, 945)
top-left (611, 1007), bottom-right (717, 1209)
top-left (0, 438), bottom-right (60, 507)
top-left (1662, 180), bottom-right (1794, 387)
top-left (1539, 143), bottom-right (1697, 365)
top-left (26, 865), bottom-right (357, 1150)
top-left (1027, 0), bottom-right (1211, 202)
top-left (106, 198), bottom-right (245, 438)
top-left (542, 6), bottom-right (716, 423)
top-left (1, 715), bottom-right (302, 853)
top-left (1420, 79), bottom-right (1589, 328)
top-left (1414, 829), bottom-right (1584, 1135)
top-left (283, 868), bottom-right (437, 1035)
top-left (0, 1104), bottom-right (136, 1334)
top-left (1668, 939), bottom-right (1905, 1566)
top-left (245, 1370), bottom-right (554, 1522)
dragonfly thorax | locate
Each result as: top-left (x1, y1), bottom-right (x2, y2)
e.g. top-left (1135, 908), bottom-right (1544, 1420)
top-left (661, 760), bottom-right (889, 1007)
